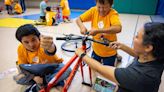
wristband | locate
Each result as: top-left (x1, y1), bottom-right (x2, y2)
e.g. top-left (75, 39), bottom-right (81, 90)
top-left (80, 53), bottom-right (86, 59)
top-left (44, 45), bottom-right (57, 56)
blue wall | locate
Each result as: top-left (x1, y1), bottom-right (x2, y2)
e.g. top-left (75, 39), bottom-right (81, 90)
top-left (68, 0), bottom-right (96, 10)
top-left (157, 0), bottom-right (164, 17)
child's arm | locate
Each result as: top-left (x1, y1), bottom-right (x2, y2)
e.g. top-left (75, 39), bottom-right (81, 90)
top-left (109, 42), bottom-right (138, 57)
top-left (88, 25), bottom-right (122, 36)
top-left (76, 18), bottom-right (88, 34)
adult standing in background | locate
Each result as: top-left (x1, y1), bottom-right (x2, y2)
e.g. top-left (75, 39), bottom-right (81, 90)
top-left (19, 0), bottom-right (26, 12)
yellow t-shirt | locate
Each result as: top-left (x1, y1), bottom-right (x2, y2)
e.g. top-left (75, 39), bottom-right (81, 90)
top-left (80, 6), bottom-right (121, 57)
top-left (14, 3), bottom-right (22, 14)
top-left (17, 44), bottom-right (63, 65)
top-left (46, 11), bottom-right (56, 26)
top-left (60, 0), bottom-right (70, 16)
top-left (4, 0), bottom-right (13, 5)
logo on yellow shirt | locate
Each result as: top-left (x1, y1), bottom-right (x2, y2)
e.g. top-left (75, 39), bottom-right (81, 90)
top-left (98, 21), bottom-right (104, 29)
top-left (32, 56), bottom-right (39, 63)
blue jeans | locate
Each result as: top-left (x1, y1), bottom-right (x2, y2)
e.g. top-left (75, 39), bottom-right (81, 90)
top-left (46, 63), bottom-right (71, 86)
top-left (91, 51), bottom-right (116, 66)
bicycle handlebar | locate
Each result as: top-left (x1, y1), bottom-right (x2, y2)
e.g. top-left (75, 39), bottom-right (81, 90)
top-left (56, 37), bottom-right (67, 40)
top-left (56, 36), bottom-right (82, 40)
top-left (56, 34), bottom-right (109, 46)
top-left (87, 38), bottom-right (109, 46)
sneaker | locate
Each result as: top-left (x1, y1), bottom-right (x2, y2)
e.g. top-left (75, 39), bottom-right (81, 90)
top-left (25, 84), bottom-right (40, 92)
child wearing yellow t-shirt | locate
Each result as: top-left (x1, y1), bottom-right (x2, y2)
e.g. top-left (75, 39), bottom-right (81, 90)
top-left (13, 1), bottom-right (22, 14)
top-left (45, 6), bottom-right (58, 26)
top-left (14, 24), bottom-right (71, 90)
top-left (60, 0), bottom-right (71, 22)
top-left (76, 0), bottom-right (122, 66)
top-left (4, 0), bottom-right (13, 14)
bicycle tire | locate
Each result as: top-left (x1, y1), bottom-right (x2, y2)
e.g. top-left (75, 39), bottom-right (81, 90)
top-left (61, 40), bottom-right (91, 52)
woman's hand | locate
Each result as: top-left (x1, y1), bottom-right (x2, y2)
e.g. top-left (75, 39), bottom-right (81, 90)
top-left (75, 48), bottom-right (85, 56)
top-left (109, 41), bottom-right (122, 50)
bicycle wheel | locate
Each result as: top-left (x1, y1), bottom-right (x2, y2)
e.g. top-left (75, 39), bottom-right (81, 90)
top-left (61, 40), bottom-right (91, 52)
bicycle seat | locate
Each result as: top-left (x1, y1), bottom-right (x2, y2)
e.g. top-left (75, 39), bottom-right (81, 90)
top-left (19, 64), bottom-right (59, 76)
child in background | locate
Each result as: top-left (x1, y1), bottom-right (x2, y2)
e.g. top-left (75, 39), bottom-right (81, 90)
top-left (39, 0), bottom-right (48, 22)
top-left (60, 0), bottom-right (71, 23)
top-left (4, 0), bottom-right (13, 15)
top-left (13, 1), bottom-right (22, 14)
top-left (34, 0), bottom-right (48, 25)
top-left (45, 6), bottom-right (58, 26)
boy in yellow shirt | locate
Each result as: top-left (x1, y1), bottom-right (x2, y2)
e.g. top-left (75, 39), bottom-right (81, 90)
top-left (4, 0), bottom-right (13, 14)
top-left (76, 0), bottom-right (122, 66)
top-left (60, 0), bottom-right (71, 22)
top-left (15, 24), bottom-right (71, 90)
top-left (13, 1), bottom-right (22, 14)
top-left (45, 6), bottom-right (58, 26)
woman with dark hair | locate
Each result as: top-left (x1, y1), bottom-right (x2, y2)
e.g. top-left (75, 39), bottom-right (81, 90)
top-left (75, 22), bottom-right (164, 92)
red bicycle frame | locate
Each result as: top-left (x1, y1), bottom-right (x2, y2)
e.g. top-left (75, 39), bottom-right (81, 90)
top-left (39, 38), bottom-right (92, 92)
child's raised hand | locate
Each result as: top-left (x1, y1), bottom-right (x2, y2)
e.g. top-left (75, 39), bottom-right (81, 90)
top-left (40, 35), bottom-right (55, 52)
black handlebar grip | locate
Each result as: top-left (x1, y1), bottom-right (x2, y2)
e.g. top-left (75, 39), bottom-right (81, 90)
top-left (90, 39), bottom-right (109, 46)
top-left (56, 37), bottom-right (67, 40)
top-left (102, 42), bottom-right (109, 46)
